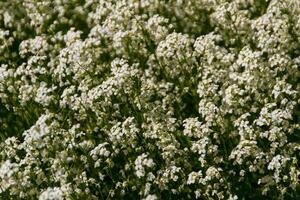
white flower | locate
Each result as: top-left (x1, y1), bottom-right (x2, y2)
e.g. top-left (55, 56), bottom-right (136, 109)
top-left (143, 194), bottom-right (157, 200)
top-left (35, 82), bottom-right (56, 106)
top-left (267, 155), bottom-right (289, 171)
top-left (135, 154), bottom-right (155, 178)
top-left (187, 171), bottom-right (202, 185)
top-left (39, 187), bottom-right (63, 200)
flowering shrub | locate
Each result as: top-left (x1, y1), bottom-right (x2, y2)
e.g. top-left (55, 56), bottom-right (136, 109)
top-left (0, 0), bottom-right (300, 199)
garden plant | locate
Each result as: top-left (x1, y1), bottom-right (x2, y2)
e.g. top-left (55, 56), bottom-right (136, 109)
top-left (0, 0), bottom-right (300, 199)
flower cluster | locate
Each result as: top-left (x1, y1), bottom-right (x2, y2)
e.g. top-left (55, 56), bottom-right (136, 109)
top-left (0, 0), bottom-right (299, 199)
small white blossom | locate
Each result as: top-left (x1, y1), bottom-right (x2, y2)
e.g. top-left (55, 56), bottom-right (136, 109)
top-left (39, 187), bottom-right (63, 200)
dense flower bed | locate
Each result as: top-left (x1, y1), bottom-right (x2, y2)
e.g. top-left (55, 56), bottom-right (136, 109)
top-left (0, 0), bottom-right (299, 199)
